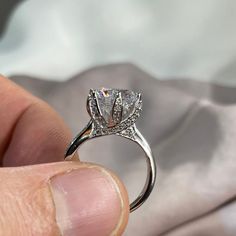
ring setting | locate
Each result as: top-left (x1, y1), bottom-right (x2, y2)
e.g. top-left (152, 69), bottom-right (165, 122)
top-left (65, 88), bottom-right (156, 212)
top-left (87, 88), bottom-right (142, 138)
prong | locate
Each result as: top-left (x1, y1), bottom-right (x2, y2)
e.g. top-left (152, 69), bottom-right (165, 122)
top-left (136, 93), bottom-right (142, 109)
top-left (88, 88), bottom-right (96, 100)
top-left (94, 90), bottom-right (105, 118)
top-left (89, 88), bottom-right (94, 95)
top-left (137, 92), bottom-right (142, 102)
top-left (112, 91), bottom-right (123, 125)
top-left (87, 89), bottom-right (106, 127)
top-left (86, 89), bottom-right (96, 117)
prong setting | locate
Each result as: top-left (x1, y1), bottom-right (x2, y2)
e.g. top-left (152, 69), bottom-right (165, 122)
top-left (87, 88), bottom-right (142, 136)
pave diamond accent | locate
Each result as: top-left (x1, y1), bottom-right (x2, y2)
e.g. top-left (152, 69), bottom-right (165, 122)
top-left (116, 125), bottom-right (136, 140)
top-left (87, 88), bottom-right (142, 136)
top-left (112, 92), bottom-right (123, 124)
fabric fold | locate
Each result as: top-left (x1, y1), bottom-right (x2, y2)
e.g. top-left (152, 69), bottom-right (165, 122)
top-left (11, 64), bottom-right (236, 236)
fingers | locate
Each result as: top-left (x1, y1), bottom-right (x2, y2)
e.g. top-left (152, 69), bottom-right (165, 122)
top-left (0, 75), bottom-right (130, 235)
top-left (3, 101), bottom-right (72, 166)
top-left (0, 75), bottom-right (33, 161)
top-left (0, 75), bottom-right (72, 166)
top-left (0, 162), bottom-right (129, 236)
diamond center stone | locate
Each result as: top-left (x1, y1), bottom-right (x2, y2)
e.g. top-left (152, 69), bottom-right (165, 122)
top-left (88, 88), bottom-right (141, 128)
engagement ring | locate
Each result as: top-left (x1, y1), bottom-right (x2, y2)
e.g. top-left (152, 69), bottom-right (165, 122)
top-left (65, 88), bottom-right (156, 212)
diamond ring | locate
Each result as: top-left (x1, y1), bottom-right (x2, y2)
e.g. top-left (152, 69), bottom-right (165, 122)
top-left (65, 88), bottom-right (156, 212)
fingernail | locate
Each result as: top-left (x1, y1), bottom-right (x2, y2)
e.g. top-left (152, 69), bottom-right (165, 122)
top-left (50, 167), bottom-right (123, 236)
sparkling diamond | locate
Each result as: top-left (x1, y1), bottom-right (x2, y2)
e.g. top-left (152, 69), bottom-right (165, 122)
top-left (88, 88), bottom-right (141, 129)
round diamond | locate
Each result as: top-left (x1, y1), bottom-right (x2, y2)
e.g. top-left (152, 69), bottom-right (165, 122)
top-left (87, 88), bottom-right (141, 129)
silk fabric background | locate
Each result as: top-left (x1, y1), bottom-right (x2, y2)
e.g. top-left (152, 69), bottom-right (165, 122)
top-left (1, 1), bottom-right (236, 235)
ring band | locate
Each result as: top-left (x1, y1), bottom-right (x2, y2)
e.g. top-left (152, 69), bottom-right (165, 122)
top-left (64, 88), bottom-right (156, 212)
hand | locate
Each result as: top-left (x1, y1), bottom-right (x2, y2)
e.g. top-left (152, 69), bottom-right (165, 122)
top-left (0, 75), bottom-right (129, 236)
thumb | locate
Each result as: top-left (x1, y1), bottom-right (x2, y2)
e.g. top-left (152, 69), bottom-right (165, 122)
top-left (0, 161), bottom-right (129, 236)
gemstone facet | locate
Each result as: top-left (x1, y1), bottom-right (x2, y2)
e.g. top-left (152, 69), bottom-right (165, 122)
top-left (87, 88), bottom-right (142, 133)
top-left (95, 88), bottom-right (118, 126)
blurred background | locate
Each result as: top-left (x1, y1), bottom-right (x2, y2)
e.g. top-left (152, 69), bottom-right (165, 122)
top-left (1, 0), bottom-right (236, 85)
top-left (1, 1), bottom-right (236, 236)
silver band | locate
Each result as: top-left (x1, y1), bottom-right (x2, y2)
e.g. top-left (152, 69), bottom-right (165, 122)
top-left (65, 120), bottom-right (156, 212)
top-left (64, 88), bottom-right (156, 212)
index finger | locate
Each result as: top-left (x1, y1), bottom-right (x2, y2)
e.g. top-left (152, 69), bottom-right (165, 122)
top-left (0, 75), bottom-right (72, 166)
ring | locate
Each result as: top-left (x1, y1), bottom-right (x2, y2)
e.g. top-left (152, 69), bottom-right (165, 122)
top-left (65, 88), bottom-right (156, 212)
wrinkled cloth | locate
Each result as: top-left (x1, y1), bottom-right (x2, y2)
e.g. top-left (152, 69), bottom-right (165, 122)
top-left (11, 64), bottom-right (236, 236)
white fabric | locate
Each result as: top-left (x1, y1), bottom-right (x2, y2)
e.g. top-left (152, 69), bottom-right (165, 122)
top-left (1, 0), bottom-right (236, 85)
top-left (12, 64), bottom-right (236, 235)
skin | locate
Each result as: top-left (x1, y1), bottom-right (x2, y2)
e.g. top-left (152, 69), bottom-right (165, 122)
top-left (0, 75), bottom-right (129, 235)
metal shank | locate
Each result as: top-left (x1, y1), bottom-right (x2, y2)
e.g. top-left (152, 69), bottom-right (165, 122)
top-left (65, 120), bottom-right (156, 212)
